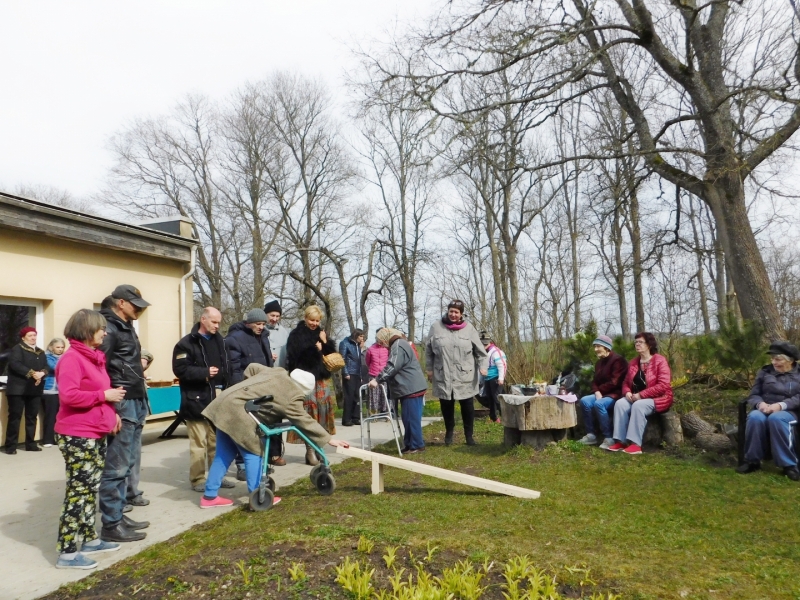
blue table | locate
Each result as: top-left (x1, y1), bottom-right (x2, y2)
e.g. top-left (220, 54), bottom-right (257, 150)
top-left (147, 386), bottom-right (184, 438)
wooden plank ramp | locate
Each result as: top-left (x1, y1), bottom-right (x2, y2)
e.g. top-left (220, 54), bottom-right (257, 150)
top-left (336, 446), bottom-right (540, 499)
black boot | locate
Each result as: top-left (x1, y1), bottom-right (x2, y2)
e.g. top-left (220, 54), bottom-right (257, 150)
top-left (101, 522), bottom-right (146, 542)
top-left (784, 467), bottom-right (800, 481)
top-left (122, 515), bottom-right (150, 530)
top-left (444, 431), bottom-right (454, 446)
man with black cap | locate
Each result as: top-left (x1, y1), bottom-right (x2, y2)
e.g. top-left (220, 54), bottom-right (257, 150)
top-left (98, 285), bottom-right (152, 543)
top-left (738, 341), bottom-right (800, 481)
top-left (264, 300), bottom-right (290, 369)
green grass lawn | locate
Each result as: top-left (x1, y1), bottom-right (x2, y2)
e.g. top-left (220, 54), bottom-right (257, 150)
top-left (46, 418), bottom-right (800, 600)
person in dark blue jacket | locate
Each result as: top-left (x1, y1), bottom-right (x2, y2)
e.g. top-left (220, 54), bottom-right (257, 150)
top-left (339, 328), bottom-right (365, 426)
top-left (738, 341), bottom-right (800, 481)
top-left (225, 308), bottom-right (283, 467)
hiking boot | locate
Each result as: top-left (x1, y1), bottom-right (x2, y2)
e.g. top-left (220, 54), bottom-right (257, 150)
top-left (100, 522), bottom-right (146, 543)
top-left (270, 456), bottom-right (287, 466)
top-left (128, 495), bottom-right (150, 507)
top-left (577, 433), bottom-right (598, 445)
top-left (200, 495), bottom-right (234, 509)
top-left (305, 446), bottom-right (320, 466)
top-left (623, 444), bottom-right (643, 455)
top-left (605, 442), bottom-right (626, 452)
top-left (736, 462), bottom-right (761, 474)
top-left (122, 515), bottom-right (150, 530)
top-left (55, 553), bottom-right (98, 570)
top-left (81, 540), bottom-right (121, 554)
top-left (783, 467), bottom-right (800, 481)
top-left (598, 438), bottom-right (615, 450)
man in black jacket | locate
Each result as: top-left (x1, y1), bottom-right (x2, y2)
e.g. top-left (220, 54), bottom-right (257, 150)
top-left (98, 284), bottom-right (151, 543)
top-left (173, 307), bottom-right (235, 492)
top-left (225, 308), bottom-right (284, 467)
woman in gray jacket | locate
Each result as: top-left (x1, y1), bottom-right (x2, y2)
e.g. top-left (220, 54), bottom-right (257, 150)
top-left (370, 328), bottom-right (428, 453)
top-left (425, 300), bottom-right (487, 446)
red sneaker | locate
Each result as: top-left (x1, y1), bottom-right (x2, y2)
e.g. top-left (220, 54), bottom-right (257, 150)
top-left (273, 496), bottom-right (282, 506)
top-left (623, 444), bottom-right (642, 455)
top-left (200, 496), bottom-right (234, 509)
top-left (605, 442), bottom-right (626, 452)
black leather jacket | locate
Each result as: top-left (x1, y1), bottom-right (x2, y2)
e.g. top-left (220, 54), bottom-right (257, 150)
top-left (172, 323), bottom-right (230, 420)
top-left (99, 309), bottom-right (147, 399)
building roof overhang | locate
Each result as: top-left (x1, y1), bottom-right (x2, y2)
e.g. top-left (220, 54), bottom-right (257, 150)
top-left (0, 192), bottom-right (197, 263)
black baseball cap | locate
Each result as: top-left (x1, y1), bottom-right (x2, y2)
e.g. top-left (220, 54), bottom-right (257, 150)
top-left (767, 341), bottom-right (800, 361)
top-left (111, 284), bottom-right (151, 309)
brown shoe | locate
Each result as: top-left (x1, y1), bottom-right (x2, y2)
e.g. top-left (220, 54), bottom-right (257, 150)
top-left (270, 456), bottom-right (287, 466)
top-left (305, 446), bottom-right (319, 466)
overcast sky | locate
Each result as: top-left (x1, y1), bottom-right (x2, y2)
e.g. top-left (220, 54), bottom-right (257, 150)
top-left (0, 1), bottom-right (432, 198)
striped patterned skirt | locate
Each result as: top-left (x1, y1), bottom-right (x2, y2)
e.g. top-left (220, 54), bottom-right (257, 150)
top-left (287, 377), bottom-right (337, 443)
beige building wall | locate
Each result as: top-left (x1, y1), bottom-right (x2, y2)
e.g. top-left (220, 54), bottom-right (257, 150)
top-left (0, 228), bottom-right (193, 385)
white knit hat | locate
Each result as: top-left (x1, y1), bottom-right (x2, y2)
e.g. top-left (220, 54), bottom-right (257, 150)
top-left (290, 369), bottom-right (315, 392)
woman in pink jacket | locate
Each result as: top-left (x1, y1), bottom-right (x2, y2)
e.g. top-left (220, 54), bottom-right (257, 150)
top-left (365, 328), bottom-right (390, 413)
top-left (54, 310), bottom-right (125, 570)
top-left (606, 331), bottom-right (673, 455)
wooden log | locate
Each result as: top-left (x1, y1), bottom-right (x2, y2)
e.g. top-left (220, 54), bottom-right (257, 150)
top-left (681, 411), bottom-right (715, 438)
top-left (337, 445), bottom-right (540, 499)
top-left (520, 430), bottom-right (557, 450)
top-left (694, 432), bottom-right (733, 453)
top-left (661, 410), bottom-right (684, 446)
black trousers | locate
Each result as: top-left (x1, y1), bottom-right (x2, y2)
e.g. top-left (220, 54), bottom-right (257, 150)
top-left (42, 393), bottom-right (60, 445)
top-left (342, 374), bottom-right (363, 424)
top-left (439, 397), bottom-right (475, 439)
top-left (4, 394), bottom-right (42, 450)
top-left (484, 379), bottom-right (502, 421)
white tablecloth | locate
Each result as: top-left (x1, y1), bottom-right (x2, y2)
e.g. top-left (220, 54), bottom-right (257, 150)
top-left (499, 393), bottom-right (578, 406)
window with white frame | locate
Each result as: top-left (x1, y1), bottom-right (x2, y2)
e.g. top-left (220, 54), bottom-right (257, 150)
top-left (0, 297), bottom-right (45, 381)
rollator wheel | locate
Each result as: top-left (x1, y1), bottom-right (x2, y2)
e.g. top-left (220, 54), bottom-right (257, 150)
top-left (267, 476), bottom-right (277, 492)
top-left (309, 464), bottom-right (324, 485)
top-left (249, 486), bottom-right (275, 511)
top-left (315, 472), bottom-right (336, 496)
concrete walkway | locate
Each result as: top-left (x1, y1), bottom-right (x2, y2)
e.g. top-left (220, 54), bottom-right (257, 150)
top-left (0, 416), bottom-right (432, 600)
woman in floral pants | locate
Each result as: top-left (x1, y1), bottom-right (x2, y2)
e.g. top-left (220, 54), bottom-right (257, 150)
top-left (54, 310), bottom-right (125, 569)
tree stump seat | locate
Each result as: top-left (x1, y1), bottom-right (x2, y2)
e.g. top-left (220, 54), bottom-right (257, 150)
top-left (499, 394), bottom-right (578, 450)
top-left (573, 400), bottom-right (684, 448)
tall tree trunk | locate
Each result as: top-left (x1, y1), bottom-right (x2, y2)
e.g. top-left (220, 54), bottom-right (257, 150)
top-left (612, 203), bottom-right (630, 338)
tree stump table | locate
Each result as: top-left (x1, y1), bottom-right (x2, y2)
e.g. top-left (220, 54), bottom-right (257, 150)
top-left (499, 394), bottom-right (578, 450)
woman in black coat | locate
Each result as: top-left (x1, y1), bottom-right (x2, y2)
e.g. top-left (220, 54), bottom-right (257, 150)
top-left (285, 305), bottom-right (337, 465)
top-left (4, 327), bottom-right (49, 454)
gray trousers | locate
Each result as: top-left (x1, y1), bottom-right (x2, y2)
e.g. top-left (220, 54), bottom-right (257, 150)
top-left (614, 398), bottom-right (655, 445)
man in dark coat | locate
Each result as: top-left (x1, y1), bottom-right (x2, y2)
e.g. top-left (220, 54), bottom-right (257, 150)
top-left (339, 328), bottom-right (365, 426)
top-left (98, 284), bottom-right (151, 543)
top-left (173, 307), bottom-right (234, 492)
top-left (225, 308), bottom-right (283, 467)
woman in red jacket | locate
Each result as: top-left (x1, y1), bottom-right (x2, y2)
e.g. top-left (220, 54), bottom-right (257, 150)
top-left (606, 331), bottom-right (673, 455)
top-left (53, 310), bottom-right (125, 570)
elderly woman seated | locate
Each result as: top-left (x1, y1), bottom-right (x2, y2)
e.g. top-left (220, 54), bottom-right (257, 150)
top-left (737, 341), bottom-right (800, 481)
top-left (577, 335), bottom-right (628, 450)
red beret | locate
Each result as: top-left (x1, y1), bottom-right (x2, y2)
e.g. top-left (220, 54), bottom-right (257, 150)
top-left (19, 326), bottom-right (37, 338)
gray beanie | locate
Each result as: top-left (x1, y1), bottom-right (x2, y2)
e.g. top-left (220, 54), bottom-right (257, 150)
top-left (245, 308), bottom-right (268, 324)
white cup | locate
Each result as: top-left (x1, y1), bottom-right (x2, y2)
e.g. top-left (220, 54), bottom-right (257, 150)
top-left (546, 385), bottom-right (559, 396)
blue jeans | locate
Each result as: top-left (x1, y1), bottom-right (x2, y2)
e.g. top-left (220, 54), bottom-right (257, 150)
top-left (99, 398), bottom-right (147, 527)
top-left (205, 430), bottom-right (262, 496)
top-left (744, 409), bottom-right (798, 468)
top-left (401, 396), bottom-right (425, 450)
top-left (579, 395), bottom-right (615, 438)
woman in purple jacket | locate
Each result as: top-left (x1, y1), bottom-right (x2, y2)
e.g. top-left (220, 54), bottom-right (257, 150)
top-left (54, 310), bottom-right (126, 570)
top-left (578, 335), bottom-right (628, 450)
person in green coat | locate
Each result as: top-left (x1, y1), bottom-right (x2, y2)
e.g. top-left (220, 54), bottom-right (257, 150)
top-left (199, 365), bottom-right (350, 508)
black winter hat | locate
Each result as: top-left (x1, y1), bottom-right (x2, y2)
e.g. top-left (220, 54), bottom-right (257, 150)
top-left (767, 341), bottom-right (800, 361)
top-left (264, 299), bottom-right (282, 315)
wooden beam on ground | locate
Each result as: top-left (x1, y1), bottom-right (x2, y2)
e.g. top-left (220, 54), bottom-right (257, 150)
top-left (336, 446), bottom-right (540, 499)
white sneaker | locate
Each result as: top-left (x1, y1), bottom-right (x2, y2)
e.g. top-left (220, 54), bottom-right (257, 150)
top-left (598, 437), bottom-right (615, 450)
top-left (577, 433), bottom-right (598, 445)
top-left (43, 444), bottom-right (53, 448)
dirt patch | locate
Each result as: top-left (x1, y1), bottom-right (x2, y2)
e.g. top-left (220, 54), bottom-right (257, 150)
top-left (41, 538), bottom-right (599, 600)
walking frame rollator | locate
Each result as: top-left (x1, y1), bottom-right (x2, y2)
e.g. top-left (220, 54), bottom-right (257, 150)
top-left (359, 383), bottom-right (404, 456)
top-left (244, 396), bottom-right (336, 511)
